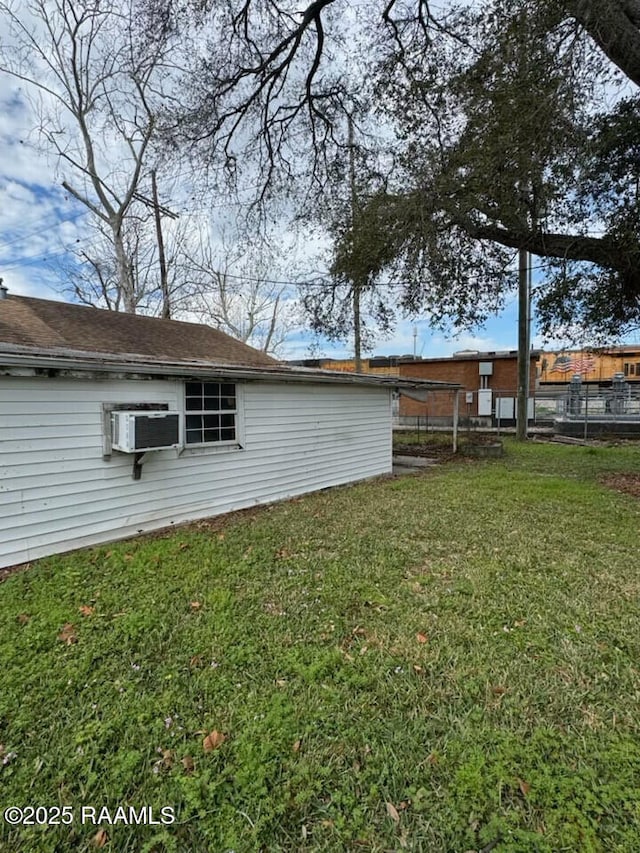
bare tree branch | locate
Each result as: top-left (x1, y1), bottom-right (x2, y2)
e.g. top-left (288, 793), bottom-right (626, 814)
top-left (0, 0), bottom-right (176, 312)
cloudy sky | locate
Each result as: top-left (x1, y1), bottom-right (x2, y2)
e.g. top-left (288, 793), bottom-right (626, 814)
top-left (0, 73), bottom-right (545, 361)
top-left (1, 7), bottom-right (633, 363)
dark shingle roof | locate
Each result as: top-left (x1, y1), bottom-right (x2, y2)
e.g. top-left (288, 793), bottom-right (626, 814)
top-left (0, 295), bottom-right (278, 368)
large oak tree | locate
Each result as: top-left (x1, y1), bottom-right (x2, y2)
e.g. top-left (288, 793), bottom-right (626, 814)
top-left (174, 0), bottom-right (640, 339)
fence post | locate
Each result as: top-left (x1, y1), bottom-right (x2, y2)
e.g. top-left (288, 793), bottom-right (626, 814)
top-left (584, 383), bottom-right (589, 442)
top-left (496, 392), bottom-right (501, 438)
top-left (533, 389), bottom-right (536, 427)
top-left (453, 390), bottom-right (459, 453)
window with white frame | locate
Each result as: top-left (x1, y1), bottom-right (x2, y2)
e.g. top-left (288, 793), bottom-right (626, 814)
top-left (184, 381), bottom-right (237, 445)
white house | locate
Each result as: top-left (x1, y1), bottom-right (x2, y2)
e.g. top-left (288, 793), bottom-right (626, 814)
top-left (0, 292), bottom-right (458, 568)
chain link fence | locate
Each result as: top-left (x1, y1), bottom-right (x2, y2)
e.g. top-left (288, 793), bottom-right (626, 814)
top-left (396, 376), bottom-right (640, 439)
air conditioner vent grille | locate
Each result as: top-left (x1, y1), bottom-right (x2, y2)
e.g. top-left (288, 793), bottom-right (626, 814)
top-left (111, 410), bottom-right (180, 453)
top-left (134, 414), bottom-right (180, 449)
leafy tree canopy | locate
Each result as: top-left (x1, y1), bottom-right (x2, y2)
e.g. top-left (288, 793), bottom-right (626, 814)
top-left (339, 0), bottom-right (640, 339)
top-left (166, 0), bottom-right (640, 341)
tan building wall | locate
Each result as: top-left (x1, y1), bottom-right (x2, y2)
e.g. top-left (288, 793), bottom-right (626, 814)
top-left (321, 358), bottom-right (400, 376)
top-left (538, 347), bottom-right (640, 384)
top-left (290, 357), bottom-right (401, 377)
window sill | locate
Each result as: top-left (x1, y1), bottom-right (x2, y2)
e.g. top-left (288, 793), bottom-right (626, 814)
top-left (177, 442), bottom-right (244, 457)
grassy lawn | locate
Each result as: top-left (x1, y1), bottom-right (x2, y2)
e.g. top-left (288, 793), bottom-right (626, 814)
top-left (2, 441), bottom-right (640, 852)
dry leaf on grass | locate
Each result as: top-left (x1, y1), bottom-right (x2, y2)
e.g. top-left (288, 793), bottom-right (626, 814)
top-left (92, 828), bottom-right (108, 848)
top-left (16, 614), bottom-right (30, 625)
top-left (203, 730), bottom-right (226, 752)
top-left (275, 547), bottom-right (292, 559)
top-left (159, 748), bottom-right (174, 766)
top-left (58, 623), bottom-right (78, 645)
top-left (518, 778), bottom-right (531, 797)
top-left (79, 605), bottom-right (95, 617)
top-left (385, 801), bottom-right (400, 822)
top-left (181, 755), bottom-right (195, 773)
top-left (416, 632), bottom-right (429, 644)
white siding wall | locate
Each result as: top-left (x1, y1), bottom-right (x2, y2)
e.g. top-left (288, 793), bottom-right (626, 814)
top-left (0, 376), bottom-right (392, 568)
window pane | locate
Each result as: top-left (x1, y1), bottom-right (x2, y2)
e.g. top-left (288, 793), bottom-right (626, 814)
top-left (184, 381), bottom-right (237, 445)
top-left (203, 415), bottom-right (220, 429)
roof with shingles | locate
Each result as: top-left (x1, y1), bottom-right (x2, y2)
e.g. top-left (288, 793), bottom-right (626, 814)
top-left (0, 294), bottom-right (461, 391)
top-left (0, 295), bottom-right (278, 368)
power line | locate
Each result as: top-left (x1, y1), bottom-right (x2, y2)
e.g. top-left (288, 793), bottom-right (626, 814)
top-left (0, 248), bottom-right (72, 270)
top-left (0, 207), bottom-right (89, 252)
top-left (0, 232), bottom-right (601, 290)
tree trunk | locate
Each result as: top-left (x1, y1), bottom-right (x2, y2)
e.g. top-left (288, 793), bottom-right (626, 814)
top-left (354, 281), bottom-right (362, 372)
top-left (569, 0), bottom-right (640, 88)
top-left (112, 223), bottom-right (136, 313)
top-left (516, 248), bottom-right (530, 441)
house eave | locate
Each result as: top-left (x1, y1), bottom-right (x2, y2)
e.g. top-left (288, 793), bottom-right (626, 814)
top-left (0, 346), bottom-right (462, 392)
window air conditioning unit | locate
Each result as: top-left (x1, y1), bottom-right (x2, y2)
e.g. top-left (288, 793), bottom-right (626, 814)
top-left (111, 410), bottom-right (180, 453)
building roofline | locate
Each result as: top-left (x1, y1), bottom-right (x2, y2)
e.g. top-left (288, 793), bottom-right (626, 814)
top-left (0, 345), bottom-right (462, 391)
top-left (540, 345), bottom-right (640, 355)
top-left (399, 349), bottom-right (541, 364)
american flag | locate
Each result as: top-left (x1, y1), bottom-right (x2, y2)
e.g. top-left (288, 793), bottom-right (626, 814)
top-left (551, 354), bottom-right (596, 375)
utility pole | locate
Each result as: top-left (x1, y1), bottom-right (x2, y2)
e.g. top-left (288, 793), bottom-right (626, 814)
top-left (516, 247), bottom-right (531, 441)
top-left (348, 111), bottom-right (363, 373)
top-left (151, 169), bottom-right (170, 319)
top-left (133, 175), bottom-right (178, 320)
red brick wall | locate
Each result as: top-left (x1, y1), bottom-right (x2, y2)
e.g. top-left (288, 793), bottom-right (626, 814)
top-left (399, 356), bottom-right (537, 418)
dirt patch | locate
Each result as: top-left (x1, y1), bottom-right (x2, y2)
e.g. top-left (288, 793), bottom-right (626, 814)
top-left (0, 562), bottom-right (32, 584)
top-left (600, 472), bottom-right (640, 498)
top-left (394, 437), bottom-right (499, 464)
top-left (393, 442), bottom-right (461, 464)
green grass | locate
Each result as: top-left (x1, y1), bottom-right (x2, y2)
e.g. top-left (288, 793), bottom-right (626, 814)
top-left (2, 441), bottom-right (640, 852)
